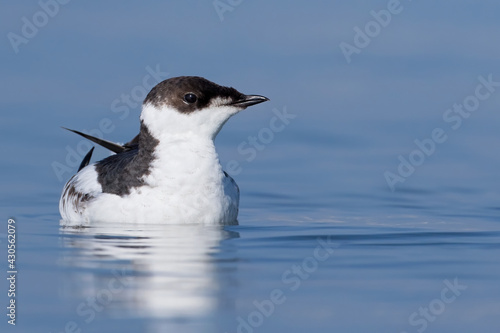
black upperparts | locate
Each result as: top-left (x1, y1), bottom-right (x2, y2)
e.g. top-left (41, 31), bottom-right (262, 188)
top-left (62, 127), bottom-right (139, 154)
top-left (94, 123), bottom-right (159, 196)
top-left (63, 123), bottom-right (158, 196)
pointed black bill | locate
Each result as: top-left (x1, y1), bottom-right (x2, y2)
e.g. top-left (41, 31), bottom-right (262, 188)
top-left (62, 127), bottom-right (126, 154)
top-left (230, 95), bottom-right (270, 108)
top-left (78, 147), bottom-right (94, 172)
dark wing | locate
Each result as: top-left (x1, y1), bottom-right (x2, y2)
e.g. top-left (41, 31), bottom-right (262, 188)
top-left (78, 147), bottom-right (95, 172)
top-left (94, 148), bottom-right (142, 195)
top-left (62, 127), bottom-right (139, 153)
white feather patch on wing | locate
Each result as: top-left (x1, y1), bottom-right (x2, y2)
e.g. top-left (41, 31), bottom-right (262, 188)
top-left (59, 165), bottom-right (102, 225)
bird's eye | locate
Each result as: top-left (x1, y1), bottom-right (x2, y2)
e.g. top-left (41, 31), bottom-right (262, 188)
top-left (183, 93), bottom-right (197, 104)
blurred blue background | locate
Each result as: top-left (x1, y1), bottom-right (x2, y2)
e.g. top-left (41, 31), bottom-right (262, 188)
top-left (1, 1), bottom-right (499, 332)
top-left (2, 0), bottom-right (499, 210)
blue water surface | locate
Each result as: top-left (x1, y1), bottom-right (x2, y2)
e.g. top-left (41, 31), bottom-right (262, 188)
top-left (1, 1), bottom-right (500, 332)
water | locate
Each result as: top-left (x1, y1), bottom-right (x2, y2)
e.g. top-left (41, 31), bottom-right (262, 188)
top-left (2, 1), bottom-right (500, 332)
top-left (3, 123), bottom-right (500, 332)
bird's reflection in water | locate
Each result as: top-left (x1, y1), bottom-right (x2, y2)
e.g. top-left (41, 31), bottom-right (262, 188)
top-left (59, 223), bottom-right (239, 330)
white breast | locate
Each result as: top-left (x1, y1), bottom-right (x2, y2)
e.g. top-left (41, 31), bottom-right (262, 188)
top-left (59, 139), bottom-right (239, 226)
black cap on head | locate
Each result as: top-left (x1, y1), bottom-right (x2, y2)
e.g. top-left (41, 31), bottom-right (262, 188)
top-left (144, 76), bottom-right (247, 113)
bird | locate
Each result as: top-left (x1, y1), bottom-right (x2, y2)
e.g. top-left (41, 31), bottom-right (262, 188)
top-left (59, 76), bottom-right (269, 225)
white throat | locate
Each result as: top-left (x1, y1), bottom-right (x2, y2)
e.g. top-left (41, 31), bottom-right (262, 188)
top-left (143, 130), bottom-right (222, 182)
top-left (138, 129), bottom-right (229, 223)
top-left (140, 101), bottom-right (240, 141)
